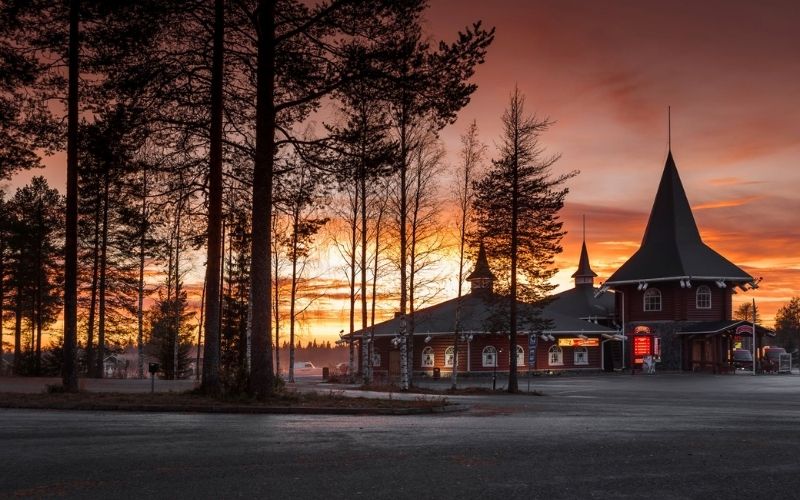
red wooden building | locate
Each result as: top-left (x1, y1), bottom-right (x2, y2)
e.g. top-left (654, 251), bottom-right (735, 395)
top-left (354, 242), bottom-right (617, 378)
top-left (598, 149), bottom-right (771, 372)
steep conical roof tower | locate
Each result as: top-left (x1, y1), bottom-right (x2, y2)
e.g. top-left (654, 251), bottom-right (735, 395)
top-left (466, 241), bottom-right (495, 294)
top-left (571, 216), bottom-right (597, 287)
top-left (605, 151), bottom-right (752, 285)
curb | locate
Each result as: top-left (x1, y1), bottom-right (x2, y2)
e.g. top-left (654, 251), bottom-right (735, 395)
top-left (0, 402), bottom-right (468, 416)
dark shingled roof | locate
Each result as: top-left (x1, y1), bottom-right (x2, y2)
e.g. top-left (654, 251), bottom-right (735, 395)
top-left (676, 320), bottom-right (774, 336)
top-left (606, 152), bottom-right (752, 284)
top-left (466, 241), bottom-right (495, 282)
top-left (571, 241), bottom-right (597, 279)
top-left (547, 285), bottom-right (614, 320)
top-left (352, 292), bottom-right (614, 338)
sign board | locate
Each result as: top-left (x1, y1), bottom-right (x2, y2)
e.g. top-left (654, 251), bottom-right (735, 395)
top-left (634, 325), bottom-right (651, 334)
top-left (557, 338), bottom-right (600, 347)
top-left (633, 335), bottom-right (652, 364)
top-left (528, 335), bottom-right (538, 365)
top-left (736, 324), bottom-right (754, 335)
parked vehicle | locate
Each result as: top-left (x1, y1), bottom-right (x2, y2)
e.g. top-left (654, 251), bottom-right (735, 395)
top-left (293, 361), bottom-right (316, 370)
top-left (762, 347), bottom-right (787, 373)
top-left (732, 348), bottom-right (753, 370)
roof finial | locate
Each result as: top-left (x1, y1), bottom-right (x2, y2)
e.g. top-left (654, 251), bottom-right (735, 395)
top-left (582, 214), bottom-right (586, 242)
top-left (668, 105), bottom-right (671, 151)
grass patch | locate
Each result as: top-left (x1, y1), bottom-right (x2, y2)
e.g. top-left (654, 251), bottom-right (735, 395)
top-left (358, 383), bottom-right (543, 397)
top-left (0, 388), bottom-right (453, 414)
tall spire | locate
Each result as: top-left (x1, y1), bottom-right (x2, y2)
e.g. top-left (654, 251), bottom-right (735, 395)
top-left (572, 215), bottom-right (597, 287)
top-left (466, 241), bottom-right (495, 294)
top-left (605, 151), bottom-right (752, 284)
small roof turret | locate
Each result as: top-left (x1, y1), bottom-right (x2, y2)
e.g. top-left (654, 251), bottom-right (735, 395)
top-left (571, 240), bottom-right (597, 286)
top-left (466, 241), bottom-right (495, 293)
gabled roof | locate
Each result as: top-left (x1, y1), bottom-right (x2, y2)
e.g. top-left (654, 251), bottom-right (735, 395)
top-left (675, 320), bottom-right (774, 336)
top-left (571, 241), bottom-right (597, 279)
top-left (547, 285), bottom-right (614, 319)
top-left (352, 292), bottom-right (614, 338)
top-left (606, 152), bottom-right (752, 285)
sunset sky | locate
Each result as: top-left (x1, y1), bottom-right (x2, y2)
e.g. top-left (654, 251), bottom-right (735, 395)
top-left (8, 0), bottom-right (800, 344)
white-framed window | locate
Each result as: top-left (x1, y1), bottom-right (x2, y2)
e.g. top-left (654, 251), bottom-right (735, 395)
top-left (444, 346), bottom-right (455, 368)
top-left (372, 349), bottom-right (381, 368)
top-left (421, 347), bottom-right (434, 368)
top-left (644, 288), bottom-right (662, 311)
top-left (482, 346), bottom-right (497, 367)
top-left (548, 345), bottom-right (563, 366)
top-left (696, 285), bottom-right (711, 309)
top-left (574, 346), bottom-right (588, 365)
top-left (513, 344), bottom-right (525, 367)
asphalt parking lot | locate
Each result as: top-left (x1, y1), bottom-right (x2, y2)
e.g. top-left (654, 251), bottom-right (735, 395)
top-left (2, 373), bottom-right (800, 499)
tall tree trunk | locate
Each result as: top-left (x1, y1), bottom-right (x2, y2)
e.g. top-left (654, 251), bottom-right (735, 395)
top-left (288, 211), bottom-right (299, 383)
top-left (272, 213), bottom-right (280, 377)
top-left (13, 285), bottom-right (21, 374)
top-left (508, 112), bottom-right (520, 394)
top-left (174, 188), bottom-right (182, 380)
top-left (86, 201), bottom-right (100, 376)
top-left (248, 0), bottom-right (276, 398)
top-left (0, 237), bottom-right (4, 374)
top-left (360, 161), bottom-right (369, 385)
top-left (137, 167), bottom-right (147, 379)
top-left (347, 187), bottom-right (357, 382)
top-left (95, 168), bottom-right (109, 378)
top-left (202, 0), bottom-right (224, 393)
top-left (398, 112), bottom-right (409, 390)
top-left (34, 209), bottom-right (43, 375)
top-left (62, 0), bottom-right (79, 392)
top-left (196, 277), bottom-right (205, 381)
top-left (369, 195), bottom-right (386, 380)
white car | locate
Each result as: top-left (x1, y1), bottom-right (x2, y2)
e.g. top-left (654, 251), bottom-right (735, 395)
top-left (292, 362), bottom-right (322, 378)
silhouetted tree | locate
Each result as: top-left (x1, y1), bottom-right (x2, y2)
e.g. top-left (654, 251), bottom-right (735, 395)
top-left (5, 177), bottom-right (65, 375)
top-left (775, 298), bottom-right (800, 354)
top-left (473, 87), bottom-right (575, 393)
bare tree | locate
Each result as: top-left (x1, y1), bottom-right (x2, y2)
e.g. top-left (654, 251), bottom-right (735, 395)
top-left (451, 120), bottom-right (485, 389)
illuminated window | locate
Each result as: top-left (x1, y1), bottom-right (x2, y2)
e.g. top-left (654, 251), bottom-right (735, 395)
top-left (548, 345), bottom-right (563, 366)
top-left (421, 347), bottom-right (434, 368)
top-left (644, 288), bottom-right (662, 311)
top-left (372, 349), bottom-right (381, 368)
top-left (513, 345), bottom-right (525, 366)
top-left (482, 346), bottom-right (497, 367)
top-left (574, 346), bottom-right (588, 365)
top-left (444, 346), bottom-right (455, 368)
top-left (696, 285), bottom-right (711, 309)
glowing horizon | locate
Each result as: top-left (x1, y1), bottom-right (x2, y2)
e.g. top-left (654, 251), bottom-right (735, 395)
top-left (5, 0), bottom-right (799, 347)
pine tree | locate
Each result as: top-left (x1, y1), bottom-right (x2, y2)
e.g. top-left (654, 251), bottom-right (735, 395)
top-left (473, 87), bottom-right (576, 393)
top-left (5, 177), bottom-right (65, 375)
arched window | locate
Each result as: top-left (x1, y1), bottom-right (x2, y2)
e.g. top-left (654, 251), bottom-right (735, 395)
top-left (444, 346), bottom-right (455, 368)
top-left (421, 347), bottom-right (434, 368)
top-left (696, 285), bottom-right (711, 309)
top-left (644, 288), bottom-right (662, 311)
top-left (548, 345), bottom-right (563, 366)
top-left (482, 346), bottom-right (497, 367)
top-left (372, 349), bottom-right (381, 368)
top-left (574, 346), bottom-right (588, 365)
top-left (513, 345), bottom-right (525, 367)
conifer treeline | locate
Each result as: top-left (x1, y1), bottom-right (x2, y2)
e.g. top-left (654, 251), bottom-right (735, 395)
top-left (0, 0), bottom-right (495, 394)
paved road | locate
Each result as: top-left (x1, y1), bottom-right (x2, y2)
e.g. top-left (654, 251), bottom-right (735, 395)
top-left (2, 373), bottom-right (800, 499)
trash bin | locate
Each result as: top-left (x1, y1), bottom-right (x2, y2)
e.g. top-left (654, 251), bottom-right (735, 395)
top-left (433, 367), bottom-right (440, 380)
top-left (322, 367), bottom-right (330, 381)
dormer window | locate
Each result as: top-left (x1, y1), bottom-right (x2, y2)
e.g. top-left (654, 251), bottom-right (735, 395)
top-left (644, 288), bottom-right (662, 311)
top-left (696, 285), bottom-right (712, 309)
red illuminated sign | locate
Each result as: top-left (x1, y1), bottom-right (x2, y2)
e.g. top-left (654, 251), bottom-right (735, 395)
top-left (633, 335), bottom-right (652, 358)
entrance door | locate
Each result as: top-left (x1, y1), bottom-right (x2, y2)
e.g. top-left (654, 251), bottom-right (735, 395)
top-left (389, 350), bottom-right (401, 377)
